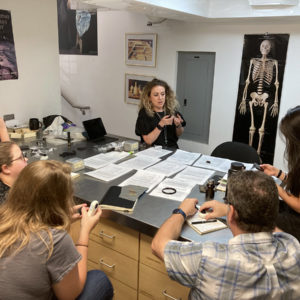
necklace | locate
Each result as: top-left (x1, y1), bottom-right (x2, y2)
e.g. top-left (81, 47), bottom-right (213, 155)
top-left (155, 111), bottom-right (168, 146)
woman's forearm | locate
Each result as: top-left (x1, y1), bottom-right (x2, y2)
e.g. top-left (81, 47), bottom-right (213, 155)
top-left (278, 185), bottom-right (300, 213)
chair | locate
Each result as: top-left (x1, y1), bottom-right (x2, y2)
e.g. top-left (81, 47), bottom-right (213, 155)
top-left (211, 141), bottom-right (261, 164)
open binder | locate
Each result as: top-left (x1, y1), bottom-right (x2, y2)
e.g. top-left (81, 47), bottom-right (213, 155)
top-left (99, 185), bottom-right (147, 212)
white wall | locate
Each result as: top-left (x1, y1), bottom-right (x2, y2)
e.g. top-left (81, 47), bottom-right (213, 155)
top-left (0, 0), bottom-right (61, 124)
top-left (61, 11), bottom-right (300, 170)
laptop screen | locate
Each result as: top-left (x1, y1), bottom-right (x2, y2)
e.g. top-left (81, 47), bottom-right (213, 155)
top-left (82, 118), bottom-right (107, 140)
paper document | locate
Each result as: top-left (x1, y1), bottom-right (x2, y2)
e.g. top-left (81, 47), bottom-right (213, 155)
top-left (150, 178), bottom-right (196, 202)
top-left (174, 166), bottom-right (214, 185)
top-left (84, 151), bottom-right (129, 169)
top-left (146, 160), bottom-right (187, 177)
top-left (119, 170), bottom-right (165, 193)
top-left (167, 149), bottom-right (200, 165)
top-left (136, 147), bottom-right (172, 159)
top-left (85, 164), bottom-right (133, 182)
top-left (118, 155), bottom-right (161, 170)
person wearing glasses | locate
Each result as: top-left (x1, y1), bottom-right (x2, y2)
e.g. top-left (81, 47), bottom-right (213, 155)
top-left (0, 118), bottom-right (10, 142)
top-left (0, 160), bottom-right (113, 300)
top-left (135, 78), bottom-right (186, 149)
top-left (152, 171), bottom-right (300, 299)
top-left (0, 141), bottom-right (28, 204)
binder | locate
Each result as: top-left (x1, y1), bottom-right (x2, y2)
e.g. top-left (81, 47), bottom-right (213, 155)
top-left (99, 185), bottom-right (147, 212)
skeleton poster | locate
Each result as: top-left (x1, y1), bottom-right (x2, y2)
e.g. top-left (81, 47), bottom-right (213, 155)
top-left (57, 0), bottom-right (98, 55)
top-left (233, 34), bottom-right (289, 164)
top-left (0, 10), bottom-right (18, 80)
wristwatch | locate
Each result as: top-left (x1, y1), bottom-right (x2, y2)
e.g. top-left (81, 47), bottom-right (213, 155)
top-left (157, 123), bottom-right (164, 131)
top-left (172, 208), bottom-right (186, 220)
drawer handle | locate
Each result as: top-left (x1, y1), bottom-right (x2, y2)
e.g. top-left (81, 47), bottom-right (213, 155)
top-left (162, 290), bottom-right (181, 300)
top-left (99, 230), bottom-right (115, 239)
top-left (99, 258), bottom-right (115, 269)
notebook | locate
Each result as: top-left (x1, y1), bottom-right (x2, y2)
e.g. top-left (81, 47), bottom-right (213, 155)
top-left (186, 213), bottom-right (227, 235)
top-left (99, 185), bottom-right (147, 212)
top-left (82, 118), bottom-right (107, 142)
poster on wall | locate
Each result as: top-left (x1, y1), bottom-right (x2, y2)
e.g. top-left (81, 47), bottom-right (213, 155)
top-left (0, 10), bottom-right (18, 81)
top-left (232, 34), bottom-right (289, 164)
top-left (57, 0), bottom-right (98, 55)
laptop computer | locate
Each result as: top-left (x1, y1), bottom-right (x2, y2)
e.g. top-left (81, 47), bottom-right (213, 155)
top-left (82, 117), bottom-right (117, 144)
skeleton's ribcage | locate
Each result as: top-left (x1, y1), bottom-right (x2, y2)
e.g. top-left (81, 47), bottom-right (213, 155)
top-left (251, 59), bottom-right (274, 86)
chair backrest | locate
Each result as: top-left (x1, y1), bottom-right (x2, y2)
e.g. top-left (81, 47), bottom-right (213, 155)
top-left (211, 141), bottom-right (261, 164)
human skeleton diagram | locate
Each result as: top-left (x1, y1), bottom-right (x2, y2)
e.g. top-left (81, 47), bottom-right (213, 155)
top-left (239, 40), bottom-right (279, 155)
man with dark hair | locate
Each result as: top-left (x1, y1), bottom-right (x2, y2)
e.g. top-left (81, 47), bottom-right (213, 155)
top-left (152, 171), bottom-right (300, 299)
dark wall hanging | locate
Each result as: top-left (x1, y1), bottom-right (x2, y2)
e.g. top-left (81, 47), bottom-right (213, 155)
top-left (233, 34), bottom-right (289, 164)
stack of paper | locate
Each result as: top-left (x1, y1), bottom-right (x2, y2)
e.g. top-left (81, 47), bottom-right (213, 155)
top-left (167, 149), bottom-right (201, 165)
top-left (145, 160), bottom-right (186, 177)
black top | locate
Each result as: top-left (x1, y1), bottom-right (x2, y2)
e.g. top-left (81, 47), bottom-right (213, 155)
top-left (0, 179), bottom-right (9, 205)
top-left (135, 108), bottom-right (186, 148)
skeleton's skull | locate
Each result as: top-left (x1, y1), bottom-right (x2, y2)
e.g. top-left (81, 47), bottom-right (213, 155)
top-left (260, 40), bottom-right (271, 55)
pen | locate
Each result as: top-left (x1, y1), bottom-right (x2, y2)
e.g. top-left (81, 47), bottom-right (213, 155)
top-left (191, 220), bottom-right (217, 224)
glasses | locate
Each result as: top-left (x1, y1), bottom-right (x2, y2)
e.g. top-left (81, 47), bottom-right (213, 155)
top-left (10, 153), bottom-right (26, 163)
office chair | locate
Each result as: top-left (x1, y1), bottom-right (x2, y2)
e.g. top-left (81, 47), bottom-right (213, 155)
top-left (211, 141), bottom-right (261, 164)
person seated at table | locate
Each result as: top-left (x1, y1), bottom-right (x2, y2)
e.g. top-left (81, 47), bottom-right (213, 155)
top-left (0, 117), bottom-right (10, 142)
top-left (152, 171), bottom-right (300, 299)
top-left (0, 141), bottom-right (28, 204)
top-left (135, 78), bottom-right (186, 148)
top-left (0, 160), bottom-right (113, 300)
top-left (260, 105), bottom-right (300, 241)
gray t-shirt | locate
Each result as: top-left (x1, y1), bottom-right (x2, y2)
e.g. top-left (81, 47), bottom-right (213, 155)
top-left (0, 228), bottom-right (81, 300)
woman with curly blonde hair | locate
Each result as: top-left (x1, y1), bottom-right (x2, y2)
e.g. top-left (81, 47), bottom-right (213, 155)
top-left (135, 78), bottom-right (186, 148)
top-left (0, 160), bottom-right (113, 300)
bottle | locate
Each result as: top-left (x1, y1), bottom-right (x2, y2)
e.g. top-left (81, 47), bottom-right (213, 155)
top-left (224, 162), bottom-right (245, 201)
top-left (205, 179), bottom-right (215, 201)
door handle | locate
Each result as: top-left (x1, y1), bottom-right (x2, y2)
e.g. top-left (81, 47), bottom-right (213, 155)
top-left (183, 99), bottom-right (187, 106)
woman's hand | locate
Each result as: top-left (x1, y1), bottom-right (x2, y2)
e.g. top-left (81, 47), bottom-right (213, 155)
top-left (260, 164), bottom-right (279, 177)
top-left (80, 205), bottom-right (102, 235)
top-left (174, 114), bottom-right (183, 128)
top-left (70, 204), bottom-right (87, 222)
top-left (159, 115), bottom-right (174, 127)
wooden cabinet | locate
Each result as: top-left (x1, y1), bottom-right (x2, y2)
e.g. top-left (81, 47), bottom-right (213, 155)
top-left (139, 234), bottom-right (190, 300)
top-left (70, 221), bottom-right (190, 300)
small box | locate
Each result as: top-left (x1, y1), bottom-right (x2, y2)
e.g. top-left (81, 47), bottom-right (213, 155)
top-left (124, 140), bottom-right (139, 152)
top-left (65, 157), bottom-right (85, 172)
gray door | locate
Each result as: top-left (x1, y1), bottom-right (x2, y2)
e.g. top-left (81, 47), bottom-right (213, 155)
top-left (176, 52), bottom-right (215, 144)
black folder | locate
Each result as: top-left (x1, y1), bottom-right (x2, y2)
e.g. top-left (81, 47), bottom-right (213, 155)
top-left (100, 185), bottom-right (146, 212)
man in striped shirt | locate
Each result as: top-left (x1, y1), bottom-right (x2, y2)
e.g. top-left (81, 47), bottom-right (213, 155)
top-left (152, 171), bottom-right (300, 299)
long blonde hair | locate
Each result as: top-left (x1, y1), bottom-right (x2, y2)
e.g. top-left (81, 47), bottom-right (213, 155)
top-left (139, 78), bottom-right (179, 117)
top-left (0, 160), bottom-right (74, 258)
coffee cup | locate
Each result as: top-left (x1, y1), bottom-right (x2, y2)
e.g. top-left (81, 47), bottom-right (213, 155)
top-left (29, 118), bottom-right (42, 130)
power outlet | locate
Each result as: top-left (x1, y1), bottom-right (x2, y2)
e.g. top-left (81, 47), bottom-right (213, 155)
top-left (3, 114), bottom-right (15, 121)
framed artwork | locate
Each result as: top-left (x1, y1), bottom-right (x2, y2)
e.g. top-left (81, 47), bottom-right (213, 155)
top-left (125, 73), bottom-right (154, 105)
top-left (125, 33), bottom-right (157, 67)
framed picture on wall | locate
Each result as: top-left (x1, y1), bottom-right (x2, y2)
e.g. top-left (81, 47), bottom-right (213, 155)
top-left (125, 33), bottom-right (157, 67)
top-left (125, 73), bottom-right (154, 105)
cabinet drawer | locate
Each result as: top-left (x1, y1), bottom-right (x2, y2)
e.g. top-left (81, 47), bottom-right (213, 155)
top-left (88, 239), bottom-right (138, 289)
top-left (88, 259), bottom-right (137, 300)
top-left (140, 234), bottom-right (166, 274)
top-left (90, 218), bottom-right (139, 260)
top-left (139, 263), bottom-right (190, 300)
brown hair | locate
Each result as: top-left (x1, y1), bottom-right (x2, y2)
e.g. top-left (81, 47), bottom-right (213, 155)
top-left (139, 78), bottom-right (179, 117)
top-left (0, 160), bottom-right (74, 258)
top-left (279, 106), bottom-right (300, 197)
top-left (227, 170), bottom-right (279, 233)
top-left (0, 141), bottom-right (16, 172)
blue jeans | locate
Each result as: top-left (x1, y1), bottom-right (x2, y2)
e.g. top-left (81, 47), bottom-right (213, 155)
top-left (76, 270), bottom-right (113, 300)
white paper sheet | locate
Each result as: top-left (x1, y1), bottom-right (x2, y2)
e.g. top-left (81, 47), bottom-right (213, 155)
top-left (118, 155), bottom-right (161, 170)
top-left (85, 164), bottom-right (133, 182)
top-left (136, 147), bottom-right (172, 159)
top-left (84, 151), bottom-right (129, 169)
top-left (119, 170), bottom-right (165, 193)
top-left (174, 166), bottom-right (215, 185)
top-left (167, 149), bottom-right (201, 165)
top-left (145, 160), bottom-right (187, 177)
top-left (150, 178), bottom-right (196, 202)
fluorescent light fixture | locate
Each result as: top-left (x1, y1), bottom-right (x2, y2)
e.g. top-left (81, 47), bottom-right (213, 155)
top-left (249, 0), bottom-right (298, 5)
